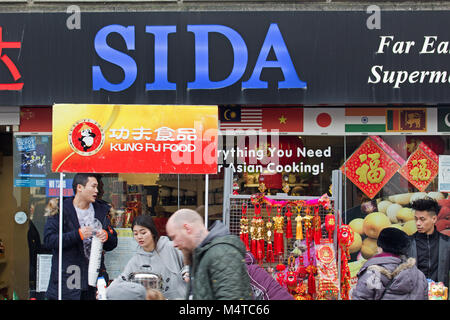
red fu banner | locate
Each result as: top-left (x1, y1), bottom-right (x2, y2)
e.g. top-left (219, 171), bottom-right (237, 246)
top-left (52, 104), bottom-right (218, 174)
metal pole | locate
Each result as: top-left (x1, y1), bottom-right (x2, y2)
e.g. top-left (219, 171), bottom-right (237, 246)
top-left (222, 166), bottom-right (233, 229)
top-left (58, 172), bottom-right (64, 300)
top-left (204, 174), bottom-right (209, 229)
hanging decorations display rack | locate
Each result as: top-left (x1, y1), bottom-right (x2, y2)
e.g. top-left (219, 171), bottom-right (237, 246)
top-left (236, 191), bottom-right (354, 300)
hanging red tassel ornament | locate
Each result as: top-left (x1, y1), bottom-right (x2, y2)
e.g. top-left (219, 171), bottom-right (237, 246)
top-left (273, 205), bottom-right (285, 261)
top-left (303, 212), bottom-right (313, 263)
top-left (312, 205), bottom-right (322, 245)
top-left (239, 202), bottom-right (250, 251)
top-left (265, 205), bottom-right (274, 263)
top-left (254, 203), bottom-right (265, 264)
top-left (325, 212), bottom-right (335, 242)
top-left (285, 205), bottom-right (293, 239)
top-left (250, 208), bottom-right (258, 259)
top-left (306, 263), bottom-right (317, 297)
top-left (337, 225), bottom-right (354, 300)
top-left (296, 256), bottom-right (307, 280)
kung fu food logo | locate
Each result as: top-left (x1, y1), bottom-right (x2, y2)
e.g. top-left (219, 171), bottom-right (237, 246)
top-left (68, 119), bottom-right (105, 156)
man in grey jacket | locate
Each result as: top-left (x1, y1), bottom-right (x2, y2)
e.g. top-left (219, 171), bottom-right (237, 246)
top-left (408, 198), bottom-right (450, 288)
top-left (166, 208), bottom-right (253, 300)
top-left (352, 227), bottom-right (428, 300)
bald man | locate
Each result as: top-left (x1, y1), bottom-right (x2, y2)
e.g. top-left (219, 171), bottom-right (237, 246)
top-left (166, 209), bottom-right (253, 300)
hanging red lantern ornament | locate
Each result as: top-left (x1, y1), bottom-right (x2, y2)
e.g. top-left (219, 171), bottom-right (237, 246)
top-left (265, 204), bottom-right (275, 263)
top-left (285, 204), bottom-right (293, 239)
top-left (239, 202), bottom-right (250, 251)
top-left (273, 205), bottom-right (285, 261)
top-left (337, 225), bottom-right (354, 300)
top-left (254, 203), bottom-right (265, 264)
top-left (325, 211), bottom-right (335, 243)
top-left (312, 205), bottom-right (322, 245)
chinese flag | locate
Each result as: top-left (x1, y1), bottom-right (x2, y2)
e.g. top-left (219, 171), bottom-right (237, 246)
top-left (261, 108), bottom-right (303, 132)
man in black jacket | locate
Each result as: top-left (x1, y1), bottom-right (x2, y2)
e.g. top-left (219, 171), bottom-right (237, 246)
top-left (44, 173), bottom-right (117, 300)
top-left (408, 198), bottom-right (450, 288)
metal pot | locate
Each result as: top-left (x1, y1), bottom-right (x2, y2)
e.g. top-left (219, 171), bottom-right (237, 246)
top-left (128, 272), bottom-right (163, 290)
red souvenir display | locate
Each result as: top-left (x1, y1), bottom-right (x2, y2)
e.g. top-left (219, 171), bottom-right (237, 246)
top-left (337, 225), bottom-right (354, 300)
top-left (244, 193), bottom-right (345, 301)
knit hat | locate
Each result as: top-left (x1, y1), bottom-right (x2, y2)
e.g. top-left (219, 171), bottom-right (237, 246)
top-left (377, 227), bottom-right (411, 255)
top-left (106, 280), bottom-right (147, 300)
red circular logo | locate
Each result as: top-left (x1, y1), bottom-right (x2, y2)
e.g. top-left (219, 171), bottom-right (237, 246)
top-left (317, 245), bottom-right (334, 264)
top-left (68, 119), bottom-right (105, 156)
top-left (316, 113), bottom-right (332, 128)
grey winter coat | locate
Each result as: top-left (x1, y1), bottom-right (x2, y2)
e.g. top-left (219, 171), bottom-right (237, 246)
top-left (111, 236), bottom-right (188, 300)
top-left (352, 254), bottom-right (428, 300)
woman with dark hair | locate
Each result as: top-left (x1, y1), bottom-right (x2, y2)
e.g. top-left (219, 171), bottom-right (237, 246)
top-left (107, 215), bottom-right (188, 300)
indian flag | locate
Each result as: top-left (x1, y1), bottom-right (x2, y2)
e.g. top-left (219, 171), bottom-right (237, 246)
top-left (345, 108), bottom-right (386, 132)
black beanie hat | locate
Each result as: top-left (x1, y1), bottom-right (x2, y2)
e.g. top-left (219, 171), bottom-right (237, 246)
top-left (377, 227), bottom-right (411, 255)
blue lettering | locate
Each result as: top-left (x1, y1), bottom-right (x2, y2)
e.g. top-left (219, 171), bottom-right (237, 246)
top-left (187, 25), bottom-right (248, 89)
top-left (145, 26), bottom-right (177, 90)
top-left (243, 23), bottom-right (306, 89)
top-left (92, 25), bottom-right (137, 92)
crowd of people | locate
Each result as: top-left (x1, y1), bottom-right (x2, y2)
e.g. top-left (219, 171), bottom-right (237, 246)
top-left (42, 173), bottom-right (449, 300)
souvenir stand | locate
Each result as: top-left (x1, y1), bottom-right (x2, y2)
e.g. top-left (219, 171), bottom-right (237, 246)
top-left (224, 168), bottom-right (353, 300)
top-left (52, 104), bottom-right (219, 300)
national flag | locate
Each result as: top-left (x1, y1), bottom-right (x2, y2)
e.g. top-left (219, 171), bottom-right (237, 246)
top-left (219, 106), bottom-right (262, 131)
top-left (386, 108), bottom-right (427, 132)
top-left (345, 108), bottom-right (386, 133)
top-left (261, 107), bottom-right (303, 132)
top-left (437, 107), bottom-right (450, 132)
top-left (303, 108), bottom-right (345, 134)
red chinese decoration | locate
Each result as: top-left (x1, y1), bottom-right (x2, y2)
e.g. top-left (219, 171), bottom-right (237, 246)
top-left (325, 213), bottom-right (335, 242)
top-left (265, 205), bottom-right (275, 263)
top-left (340, 136), bottom-right (402, 199)
top-left (273, 205), bottom-right (285, 260)
top-left (239, 202), bottom-right (250, 251)
top-left (338, 225), bottom-right (354, 300)
top-left (398, 142), bottom-right (439, 192)
top-left (285, 205), bottom-right (293, 239)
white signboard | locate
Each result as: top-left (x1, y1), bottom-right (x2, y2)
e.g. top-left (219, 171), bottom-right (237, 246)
top-left (438, 155), bottom-right (450, 192)
top-left (36, 254), bottom-right (52, 292)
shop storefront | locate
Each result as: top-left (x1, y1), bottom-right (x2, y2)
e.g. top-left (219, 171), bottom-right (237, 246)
top-left (0, 10), bottom-right (449, 300)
